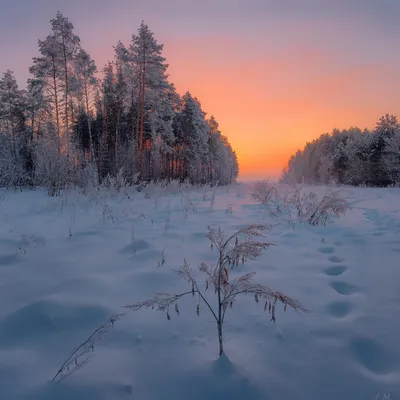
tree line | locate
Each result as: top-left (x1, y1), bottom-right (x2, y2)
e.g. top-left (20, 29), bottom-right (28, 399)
top-left (0, 13), bottom-right (239, 193)
top-left (280, 114), bottom-right (400, 187)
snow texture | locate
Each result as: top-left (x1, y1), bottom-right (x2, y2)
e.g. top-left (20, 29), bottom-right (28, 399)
top-left (0, 183), bottom-right (399, 399)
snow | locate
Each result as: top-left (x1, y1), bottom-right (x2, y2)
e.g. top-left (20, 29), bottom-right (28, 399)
top-left (0, 183), bottom-right (399, 399)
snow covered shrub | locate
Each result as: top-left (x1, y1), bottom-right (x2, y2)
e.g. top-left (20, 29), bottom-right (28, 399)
top-left (251, 182), bottom-right (349, 227)
top-left (251, 180), bottom-right (285, 219)
top-left (250, 180), bottom-right (278, 205)
top-left (0, 133), bottom-right (32, 190)
top-left (34, 137), bottom-right (75, 196)
top-left (75, 163), bottom-right (99, 195)
top-left (100, 168), bottom-right (128, 197)
top-left (124, 225), bottom-right (308, 356)
top-left (289, 188), bottom-right (349, 226)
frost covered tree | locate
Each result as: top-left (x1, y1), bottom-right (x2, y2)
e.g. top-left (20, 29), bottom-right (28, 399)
top-left (1, 15), bottom-right (239, 190)
top-left (281, 114), bottom-right (400, 187)
top-left (207, 115), bottom-right (239, 184)
top-left (73, 49), bottom-right (98, 164)
top-left (174, 92), bottom-right (209, 182)
top-left (0, 71), bottom-right (33, 188)
top-left (127, 22), bottom-right (176, 179)
top-left (30, 12), bottom-right (80, 153)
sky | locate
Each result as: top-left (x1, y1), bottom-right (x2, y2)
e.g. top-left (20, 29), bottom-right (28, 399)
top-left (1, 0), bottom-right (400, 180)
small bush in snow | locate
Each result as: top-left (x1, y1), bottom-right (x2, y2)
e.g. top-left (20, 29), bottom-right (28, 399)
top-left (251, 181), bottom-right (349, 227)
top-left (289, 188), bottom-right (349, 226)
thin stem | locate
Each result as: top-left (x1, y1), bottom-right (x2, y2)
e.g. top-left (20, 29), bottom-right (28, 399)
top-left (193, 281), bottom-right (218, 322)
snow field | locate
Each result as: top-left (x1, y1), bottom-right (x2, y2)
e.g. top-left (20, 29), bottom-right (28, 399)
top-left (0, 183), bottom-right (399, 399)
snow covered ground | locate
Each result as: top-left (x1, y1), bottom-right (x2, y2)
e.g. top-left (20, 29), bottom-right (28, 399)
top-left (0, 183), bottom-right (399, 400)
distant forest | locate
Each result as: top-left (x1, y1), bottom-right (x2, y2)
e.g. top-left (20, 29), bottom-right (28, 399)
top-left (281, 114), bottom-right (400, 187)
top-left (0, 13), bottom-right (239, 193)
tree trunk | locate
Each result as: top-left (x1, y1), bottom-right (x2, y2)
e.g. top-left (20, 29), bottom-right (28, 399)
top-left (84, 81), bottom-right (96, 165)
top-left (52, 59), bottom-right (61, 153)
top-left (62, 33), bottom-right (70, 156)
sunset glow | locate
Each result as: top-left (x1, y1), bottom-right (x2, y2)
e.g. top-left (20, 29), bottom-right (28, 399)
top-left (1, 0), bottom-right (400, 180)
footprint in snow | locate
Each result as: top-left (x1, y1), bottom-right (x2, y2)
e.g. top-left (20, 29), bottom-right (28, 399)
top-left (0, 253), bottom-right (23, 267)
top-left (324, 265), bottom-right (348, 276)
top-left (326, 301), bottom-right (351, 318)
top-left (328, 255), bottom-right (344, 263)
top-left (349, 337), bottom-right (396, 375)
top-left (318, 246), bottom-right (335, 254)
top-left (330, 281), bottom-right (358, 296)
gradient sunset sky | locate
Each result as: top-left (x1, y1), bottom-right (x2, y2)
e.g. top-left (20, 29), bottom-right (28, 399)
top-left (1, 0), bottom-right (399, 179)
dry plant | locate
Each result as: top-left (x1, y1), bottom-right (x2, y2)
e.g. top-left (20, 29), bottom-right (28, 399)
top-left (102, 202), bottom-right (115, 224)
top-left (251, 181), bottom-right (349, 227)
top-left (208, 190), bottom-right (216, 210)
top-left (52, 313), bottom-right (125, 383)
top-left (130, 223), bottom-right (137, 256)
top-left (250, 180), bottom-right (278, 204)
top-left (67, 208), bottom-right (76, 238)
top-left (290, 188), bottom-right (349, 226)
top-left (250, 180), bottom-right (283, 219)
top-left (157, 246), bottom-right (167, 266)
top-left (124, 225), bottom-right (308, 356)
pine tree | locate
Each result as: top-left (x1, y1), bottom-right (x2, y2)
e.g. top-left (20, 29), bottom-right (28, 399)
top-left (128, 22), bottom-right (176, 179)
top-left (74, 49), bottom-right (98, 163)
top-left (178, 92), bottom-right (209, 182)
top-left (30, 12), bottom-right (80, 154)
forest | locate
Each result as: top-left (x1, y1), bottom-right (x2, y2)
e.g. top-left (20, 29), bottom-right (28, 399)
top-left (281, 114), bottom-right (400, 187)
top-left (0, 13), bottom-right (239, 194)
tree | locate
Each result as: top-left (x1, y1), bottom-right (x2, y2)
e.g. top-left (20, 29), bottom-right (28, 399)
top-left (177, 92), bottom-right (209, 182)
top-left (375, 114), bottom-right (399, 138)
top-left (2, 16), bottom-right (240, 189)
top-left (0, 70), bottom-right (26, 155)
top-left (30, 12), bottom-right (81, 154)
top-left (74, 49), bottom-right (98, 163)
top-left (50, 12), bottom-right (81, 153)
top-left (128, 22), bottom-right (176, 179)
top-left (281, 117), bottom-right (400, 187)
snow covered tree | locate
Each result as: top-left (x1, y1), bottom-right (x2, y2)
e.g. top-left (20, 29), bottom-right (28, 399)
top-left (375, 114), bottom-right (399, 138)
top-left (281, 118), bottom-right (400, 187)
top-left (128, 22), bottom-right (176, 180)
top-left (1, 16), bottom-right (239, 189)
top-left (0, 71), bottom-right (33, 188)
top-left (73, 49), bottom-right (98, 163)
top-left (176, 92), bottom-right (209, 182)
top-left (30, 12), bottom-right (81, 153)
top-left (0, 70), bottom-right (26, 153)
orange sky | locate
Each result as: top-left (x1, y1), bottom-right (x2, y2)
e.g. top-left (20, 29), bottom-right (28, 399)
top-left (164, 37), bottom-right (400, 179)
top-left (1, 1), bottom-right (400, 180)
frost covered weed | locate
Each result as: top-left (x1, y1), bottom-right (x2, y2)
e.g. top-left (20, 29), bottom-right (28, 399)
top-left (289, 187), bottom-right (349, 226)
top-left (52, 314), bottom-right (125, 383)
top-left (67, 208), bottom-right (76, 238)
top-left (130, 223), bottom-right (136, 256)
top-left (209, 190), bottom-right (216, 210)
top-left (225, 205), bottom-right (233, 214)
top-left (102, 202), bottom-right (115, 225)
top-left (124, 225), bottom-right (308, 357)
top-left (157, 246), bottom-right (167, 266)
top-left (18, 234), bottom-right (46, 254)
top-left (251, 181), bottom-right (349, 227)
